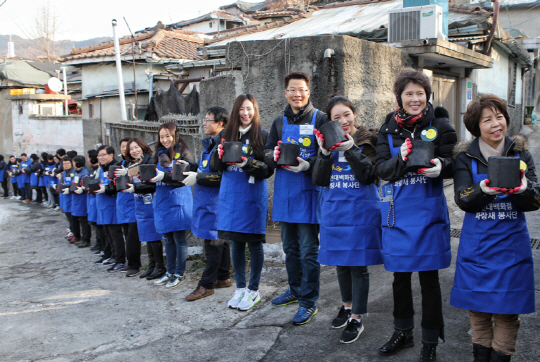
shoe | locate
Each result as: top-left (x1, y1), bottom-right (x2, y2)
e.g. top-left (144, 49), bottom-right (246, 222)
top-left (10, 196), bottom-right (15, 200)
top-left (340, 319), bottom-right (364, 344)
top-left (94, 250), bottom-right (104, 255)
top-left (379, 329), bottom-right (414, 356)
top-left (237, 289), bottom-right (261, 311)
top-left (89, 245), bottom-right (99, 251)
top-left (147, 268), bottom-right (166, 280)
top-left (16, 196), bottom-right (22, 200)
top-left (77, 241), bottom-right (90, 248)
top-left (228, 288), bottom-right (246, 309)
top-left (64, 232), bottom-right (73, 239)
top-left (102, 258), bottom-right (116, 266)
top-left (473, 343), bottom-right (492, 362)
top-left (292, 305), bottom-right (318, 325)
top-left (166, 274), bottom-right (186, 288)
top-left (271, 288), bottom-right (299, 306)
top-left (108, 263), bottom-right (125, 273)
top-left (185, 285), bottom-right (214, 301)
top-left (419, 343), bottom-right (437, 361)
top-left (126, 269), bottom-right (140, 277)
top-left (23, 199), bottom-right (31, 203)
top-left (95, 256), bottom-right (107, 264)
top-left (331, 306), bottom-right (352, 328)
top-left (68, 236), bottom-right (79, 244)
top-left (215, 279), bottom-right (232, 288)
top-left (118, 265), bottom-right (130, 273)
top-left (154, 273), bottom-right (171, 286)
top-left (139, 268), bottom-right (154, 279)
top-left (53, 206), bottom-right (61, 211)
top-left (489, 349), bottom-right (511, 362)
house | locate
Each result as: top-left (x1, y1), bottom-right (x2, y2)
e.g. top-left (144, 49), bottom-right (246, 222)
top-left (170, 11), bottom-right (247, 33)
top-left (219, 1), bottom-right (267, 15)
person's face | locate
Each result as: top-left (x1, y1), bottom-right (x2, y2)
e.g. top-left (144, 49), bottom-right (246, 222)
top-left (331, 103), bottom-right (357, 135)
top-left (479, 106), bottom-right (507, 148)
top-left (62, 160), bottom-right (72, 170)
top-left (120, 141), bottom-right (128, 157)
top-left (97, 150), bottom-right (113, 165)
top-left (9, 156), bottom-right (15, 163)
top-left (53, 156), bottom-right (59, 164)
top-left (21, 155), bottom-right (27, 161)
top-left (203, 112), bottom-right (224, 137)
top-left (159, 128), bottom-right (174, 149)
top-left (285, 79), bottom-right (310, 112)
top-left (239, 99), bottom-right (254, 128)
top-left (129, 142), bottom-right (143, 159)
top-left (400, 82), bottom-right (427, 116)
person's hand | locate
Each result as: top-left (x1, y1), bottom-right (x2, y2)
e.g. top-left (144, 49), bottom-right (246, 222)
top-left (418, 158), bottom-right (442, 178)
top-left (314, 129), bottom-right (330, 155)
top-left (274, 141), bottom-right (282, 162)
top-left (122, 183), bottom-right (135, 193)
top-left (62, 187), bottom-right (70, 195)
top-left (480, 179), bottom-right (500, 196)
top-left (400, 138), bottom-right (412, 161)
top-left (218, 138), bottom-right (225, 159)
top-left (330, 133), bottom-right (354, 152)
top-left (74, 186), bottom-right (84, 194)
top-left (94, 184), bottom-right (106, 194)
top-left (56, 173), bottom-right (62, 180)
top-left (230, 156), bottom-right (248, 167)
top-left (503, 169), bottom-right (527, 195)
top-left (149, 169), bottom-right (164, 182)
top-left (176, 159), bottom-right (189, 165)
top-left (182, 171), bottom-right (197, 187)
top-left (283, 157), bottom-right (309, 173)
top-left (114, 166), bottom-right (128, 177)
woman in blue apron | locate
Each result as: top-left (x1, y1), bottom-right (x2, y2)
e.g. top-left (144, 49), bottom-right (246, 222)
top-left (184, 107), bottom-right (232, 302)
top-left (123, 137), bottom-right (165, 280)
top-left (452, 94), bottom-right (538, 362)
top-left (375, 69), bottom-right (457, 361)
top-left (60, 157), bottom-right (75, 241)
top-left (8, 156), bottom-right (19, 199)
top-left (210, 94), bottom-right (273, 311)
top-left (312, 95), bottom-right (382, 344)
top-left (148, 122), bottom-right (195, 289)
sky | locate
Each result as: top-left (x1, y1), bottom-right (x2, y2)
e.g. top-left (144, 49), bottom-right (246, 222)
top-left (0, 0), bottom-right (262, 41)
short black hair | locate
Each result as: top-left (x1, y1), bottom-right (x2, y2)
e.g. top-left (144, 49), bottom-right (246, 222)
top-left (0, 155), bottom-right (4, 161)
top-left (41, 152), bottom-right (48, 159)
top-left (61, 156), bottom-right (73, 163)
top-left (284, 71), bottom-right (310, 89)
top-left (206, 106), bottom-right (229, 126)
top-left (73, 155), bottom-right (86, 166)
top-left (97, 145), bottom-right (115, 155)
top-left (56, 148), bottom-right (66, 157)
top-left (21, 153), bottom-right (27, 157)
top-left (47, 154), bottom-right (55, 161)
top-left (30, 153), bottom-right (39, 161)
top-left (67, 150), bottom-right (78, 158)
top-left (120, 137), bottom-right (131, 144)
top-left (394, 68), bottom-right (432, 100)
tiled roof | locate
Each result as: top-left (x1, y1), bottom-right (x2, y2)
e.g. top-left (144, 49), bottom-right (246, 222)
top-left (449, 3), bottom-right (492, 16)
top-left (172, 11), bottom-right (244, 29)
top-left (63, 29), bottom-right (204, 63)
top-left (251, 9), bottom-right (304, 19)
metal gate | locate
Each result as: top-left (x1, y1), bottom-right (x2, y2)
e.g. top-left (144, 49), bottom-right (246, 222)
top-left (432, 74), bottom-right (460, 140)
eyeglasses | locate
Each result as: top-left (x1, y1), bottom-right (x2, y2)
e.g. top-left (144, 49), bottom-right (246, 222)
top-left (97, 153), bottom-right (108, 158)
top-left (286, 88), bottom-right (308, 95)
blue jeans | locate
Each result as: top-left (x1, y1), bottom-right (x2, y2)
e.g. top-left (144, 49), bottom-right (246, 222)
top-left (337, 266), bottom-right (369, 315)
top-left (231, 240), bottom-right (264, 291)
top-left (280, 222), bottom-right (320, 308)
top-left (162, 230), bottom-right (187, 276)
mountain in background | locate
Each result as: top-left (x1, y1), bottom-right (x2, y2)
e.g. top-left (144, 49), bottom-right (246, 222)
top-left (0, 35), bottom-right (112, 60)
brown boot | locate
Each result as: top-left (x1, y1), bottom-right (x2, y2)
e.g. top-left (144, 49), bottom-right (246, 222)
top-left (185, 285), bottom-right (214, 301)
top-left (215, 279), bottom-right (232, 288)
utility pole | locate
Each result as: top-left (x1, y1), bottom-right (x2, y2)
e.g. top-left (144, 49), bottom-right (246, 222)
top-left (112, 19), bottom-right (127, 121)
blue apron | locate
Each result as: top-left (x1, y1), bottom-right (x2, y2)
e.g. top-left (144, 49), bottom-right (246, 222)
top-left (86, 168), bottom-right (98, 223)
top-left (153, 158), bottom-right (192, 234)
top-left (217, 142), bottom-right (268, 235)
top-left (192, 145), bottom-right (219, 240)
top-left (38, 168), bottom-right (45, 187)
top-left (0, 165), bottom-right (4, 182)
top-left (10, 164), bottom-right (18, 182)
top-left (71, 169), bottom-right (88, 217)
top-left (273, 111), bottom-right (320, 224)
top-left (133, 174), bottom-right (162, 242)
top-left (95, 167), bottom-right (118, 225)
top-left (20, 159), bottom-right (31, 184)
top-left (450, 156), bottom-right (535, 314)
top-left (319, 149), bottom-right (383, 266)
top-left (44, 165), bottom-right (57, 189)
top-left (380, 134), bottom-right (451, 272)
top-left (60, 171), bottom-right (73, 213)
top-left (116, 160), bottom-right (137, 224)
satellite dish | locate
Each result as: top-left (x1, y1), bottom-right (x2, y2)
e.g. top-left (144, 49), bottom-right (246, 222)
top-left (47, 77), bottom-right (63, 93)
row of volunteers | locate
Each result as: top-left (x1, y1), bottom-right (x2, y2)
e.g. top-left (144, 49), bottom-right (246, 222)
top-left (3, 69), bottom-right (538, 362)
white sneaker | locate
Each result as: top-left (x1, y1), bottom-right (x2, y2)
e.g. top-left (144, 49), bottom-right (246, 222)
top-left (227, 288), bottom-right (246, 309)
top-left (154, 273), bottom-right (171, 286)
top-left (10, 196), bottom-right (15, 200)
top-left (166, 274), bottom-right (186, 288)
top-left (237, 289), bottom-right (261, 311)
top-left (16, 196), bottom-right (22, 200)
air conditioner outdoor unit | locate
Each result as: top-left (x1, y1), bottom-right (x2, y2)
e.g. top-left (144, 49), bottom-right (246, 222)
top-left (388, 5), bottom-right (446, 43)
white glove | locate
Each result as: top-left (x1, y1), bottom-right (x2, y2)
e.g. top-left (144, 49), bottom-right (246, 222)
top-left (114, 166), bottom-right (128, 177)
top-left (74, 186), bottom-right (84, 194)
top-left (94, 184), bottom-right (106, 194)
top-left (513, 170), bottom-right (527, 194)
top-left (400, 138), bottom-right (412, 161)
top-left (314, 129), bottom-right (330, 156)
top-left (480, 179), bottom-right (500, 196)
top-left (62, 187), bottom-right (70, 195)
top-left (419, 158), bottom-right (442, 178)
top-left (284, 157), bottom-right (310, 173)
top-left (331, 133), bottom-right (354, 152)
top-left (57, 173), bottom-right (62, 180)
top-left (176, 160), bottom-right (189, 166)
top-left (231, 157), bottom-right (248, 168)
top-left (150, 169), bottom-right (164, 182)
top-left (122, 183), bottom-right (135, 193)
top-left (182, 171), bottom-right (197, 187)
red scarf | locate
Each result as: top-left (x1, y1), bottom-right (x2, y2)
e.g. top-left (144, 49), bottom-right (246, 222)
top-left (393, 95), bottom-right (430, 128)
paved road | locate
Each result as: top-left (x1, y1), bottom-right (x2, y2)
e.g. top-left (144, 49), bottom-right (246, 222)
top-left (1, 125), bottom-right (539, 362)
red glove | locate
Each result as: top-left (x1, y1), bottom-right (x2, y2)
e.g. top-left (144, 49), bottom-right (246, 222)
top-left (274, 140), bottom-right (282, 162)
top-left (218, 138), bottom-right (226, 159)
top-left (400, 138), bottom-right (413, 161)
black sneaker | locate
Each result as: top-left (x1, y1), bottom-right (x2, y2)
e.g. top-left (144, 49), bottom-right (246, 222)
top-left (89, 245), bottom-right (99, 251)
top-left (102, 258), bottom-right (116, 266)
top-left (331, 306), bottom-right (352, 328)
top-left (340, 319), bottom-right (364, 344)
top-left (95, 257), bottom-right (107, 264)
top-left (94, 250), bottom-right (103, 255)
top-left (379, 329), bottom-right (414, 356)
top-left (107, 263), bottom-right (119, 273)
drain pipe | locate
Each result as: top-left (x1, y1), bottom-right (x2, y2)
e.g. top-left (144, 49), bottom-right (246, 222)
top-left (61, 66), bottom-right (68, 115)
top-left (148, 72), bottom-right (154, 104)
top-left (112, 19), bottom-right (127, 121)
top-left (482, 0), bottom-right (500, 55)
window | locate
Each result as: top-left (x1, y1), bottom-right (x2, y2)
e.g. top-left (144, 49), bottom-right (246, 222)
top-left (19, 103), bottom-right (23, 115)
top-left (89, 103), bottom-right (94, 118)
top-left (209, 21), bottom-right (213, 28)
top-left (507, 60), bottom-right (517, 108)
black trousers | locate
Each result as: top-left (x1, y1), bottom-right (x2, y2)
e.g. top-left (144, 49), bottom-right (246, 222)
top-left (11, 181), bottom-right (18, 197)
top-left (68, 212), bottom-right (81, 239)
top-left (146, 240), bottom-right (165, 271)
top-left (1, 178), bottom-right (8, 197)
top-left (35, 187), bottom-right (42, 203)
top-left (65, 212), bottom-right (73, 232)
top-left (122, 223), bottom-right (141, 270)
top-left (104, 224), bottom-right (125, 263)
top-left (90, 223), bottom-right (105, 250)
top-left (19, 185), bottom-right (26, 199)
top-left (199, 239), bottom-right (231, 289)
top-left (24, 183), bottom-right (31, 200)
top-left (73, 215), bottom-right (91, 242)
top-left (53, 193), bottom-right (59, 206)
top-left (392, 270), bottom-right (444, 344)
top-left (40, 186), bottom-right (48, 202)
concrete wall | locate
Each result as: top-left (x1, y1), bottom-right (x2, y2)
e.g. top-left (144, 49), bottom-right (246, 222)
top-left (0, 89), bottom-right (13, 154)
top-left (199, 72), bottom-right (244, 115)
top-left (499, 8), bottom-right (540, 38)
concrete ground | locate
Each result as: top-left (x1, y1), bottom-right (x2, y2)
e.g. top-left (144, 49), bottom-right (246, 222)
top-left (1, 125), bottom-right (540, 362)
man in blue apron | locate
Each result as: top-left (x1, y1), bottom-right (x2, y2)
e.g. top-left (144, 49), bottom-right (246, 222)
top-left (184, 107), bottom-right (232, 301)
top-left (0, 155), bottom-right (8, 198)
top-left (264, 72), bottom-right (328, 325)
top-left (20, 153), bottom-right (32, 202)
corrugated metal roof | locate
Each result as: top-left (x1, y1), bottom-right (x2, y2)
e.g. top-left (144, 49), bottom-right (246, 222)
top-left (210, 0), bottom-right (490, 47)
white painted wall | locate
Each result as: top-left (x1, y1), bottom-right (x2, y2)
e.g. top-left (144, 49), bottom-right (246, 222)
top-left (476, 45), bottom-right (509, 100)
top-left (182, 20), bottom-right (217, 33)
